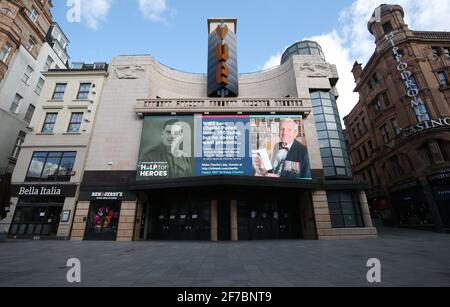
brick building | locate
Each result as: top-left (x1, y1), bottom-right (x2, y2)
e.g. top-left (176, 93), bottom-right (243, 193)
top-left (344, 4), bottom-right (450, 232)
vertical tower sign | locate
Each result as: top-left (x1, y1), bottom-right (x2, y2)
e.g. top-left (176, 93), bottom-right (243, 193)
top-left (207, 18), bottom-right (238, 97)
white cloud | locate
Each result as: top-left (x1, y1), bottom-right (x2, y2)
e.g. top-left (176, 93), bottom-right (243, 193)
top-left (138, 0), bottom-right (168, 22)
top-left (261, 52), bottom-right (283, 70)
top-left (260, 0), bottom-right (450, 124)
top-left (80, 0), bottom-right (114, 30)
top-left (305, 31), bottom-right (359, 121)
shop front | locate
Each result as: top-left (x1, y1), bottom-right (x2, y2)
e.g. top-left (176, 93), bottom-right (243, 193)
top-left (8, 184), bottom-right (77, 239)
top-left (428, 170), bottom-right (450, 231)
top-left (78, 190), bottom-right (136, 241)
top-left (390, 181), bottom-right (434, 229)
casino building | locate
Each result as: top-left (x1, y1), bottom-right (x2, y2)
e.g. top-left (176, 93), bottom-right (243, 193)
top-left (344, 5), bottom-right (450, 232)
top-left (4, 18), bottom-right (377, 241)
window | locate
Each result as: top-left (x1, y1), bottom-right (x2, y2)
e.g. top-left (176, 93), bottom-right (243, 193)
top-left (438, 72), bottom-right (449, 88)
top-left (379, 124), bottom-right (390, 144)
top-left (10, 131), bottom-right (26, 159)
top-left (25, 152), bottom-right (76, 182)
top-left (311, 90), bottom-right (352, 178)
top-left (373, 96), bottom-right (382, 113)
top-left (382, 21), bottom-right (394, 34)
top-left (22, 65), bottom-right (34, 85)
top-left (362, 144), bottom-right (369, 159)
top-left (27, 7), bottom-right (38, 22)
top-left (25, 38), bottom-right (35, 52)
top-left (438, 141), bottom-right (450, 162)
top-left (372, 73), bottom-right (380, 84)
top-left (432, 47), bottom-right (441, 58)
top-left (444, 48), bottom-right (450, 59)
top-left (9, 94), bottom-right (22, 114)
top-left (362, 117), bottom-right (368, 131)
top-left (1, 7), bottom-right (13, 17)
top-left (0, 42), bottom-right (12, 62)
top-left (67, 113), bottom-right (83, 133)
top-left (382, 92), bottom-right (390, 107)
top-left (42, 113), bottom-right (57, 133)
top-left (43, 56), bottom-right (54, 71)
top-left (403, 75), bottom-right (419, 92)
top-left (327, 191), bottom-right (364, 228)
top-left (52, 83), bottom-right (66, 100)
top-left (76, 83), bottom-right (91, 100)
top-left (24, 104), bottom-right (35, 124)
top-left (413, 101), bottom-right (429, 123)
top-left (34, 77), bottom-right (45, 95)
top-left (391, 118), bottom-right (401, 136)
top-left (389, 156), bottom-right (404, 176)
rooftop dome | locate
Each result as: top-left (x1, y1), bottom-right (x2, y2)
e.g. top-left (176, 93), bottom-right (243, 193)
top-left (280, 40), bottom-right (325, 65)
top-left (367, 4), bottom-right (405, 34)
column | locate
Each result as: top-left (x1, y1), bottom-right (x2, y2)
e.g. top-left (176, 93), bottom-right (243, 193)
top-left (71, 201), bottom-right (90, 241)
top-left (312, 190), bottom-right (333, 239)
top-left (358, 191), bottom-right (374, 228)
top-left (133, 200), bottom-right (144, 241)
top-left (117, 201), bottom-right (137, 241)
top-left (230, 200), bottom-right (238, 241)
top-left (211, 200), bottom-right (218, 241)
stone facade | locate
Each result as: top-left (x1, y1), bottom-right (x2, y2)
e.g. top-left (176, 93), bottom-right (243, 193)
top-left (1, 64), bottom-right (108, 238)
top-left (344, 4), bottom-right (450, 232)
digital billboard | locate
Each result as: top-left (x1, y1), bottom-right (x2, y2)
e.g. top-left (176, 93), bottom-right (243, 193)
top-left (137, 115), bottom-right (312, 180)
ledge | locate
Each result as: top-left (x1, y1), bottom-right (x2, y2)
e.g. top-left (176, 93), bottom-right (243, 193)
top-left (42, 105), bottom-right (63, 110)
top-left (135, 98), bottom-right (312, 118)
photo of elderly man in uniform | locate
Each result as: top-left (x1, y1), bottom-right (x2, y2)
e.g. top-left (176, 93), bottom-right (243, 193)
top-left (255, 118), bottom-right (311, 179)
top-left (140, 118), bottom-right (194, 179)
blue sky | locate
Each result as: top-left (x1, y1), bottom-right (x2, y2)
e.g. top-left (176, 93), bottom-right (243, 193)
top-left (52, 0), bottom-right (450, 117)
top-left (53, 0), bottom-right (351, 73)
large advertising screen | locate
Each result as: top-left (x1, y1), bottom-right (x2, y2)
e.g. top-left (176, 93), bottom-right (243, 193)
top-left (137, 115), bottom-right (312, 180)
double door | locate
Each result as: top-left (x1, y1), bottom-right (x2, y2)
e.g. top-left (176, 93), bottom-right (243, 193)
top-left (149, 200), bottom-right (210, 240)
top-left (239, 201), bottom-right (301, 240)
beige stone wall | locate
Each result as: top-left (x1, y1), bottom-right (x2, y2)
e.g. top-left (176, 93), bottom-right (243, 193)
top-left (133, 201), bottom-right (144, 241)
top-left (313, 190), bottom-right (378, 240)
top-left (71, 201), bottom-right (89, 240)
top-left (299, 191), bottom-right (317, 240)
top-left (117, 201), bottom-right (137, 241)
top-left (56, 197), bottom-right (77, 239)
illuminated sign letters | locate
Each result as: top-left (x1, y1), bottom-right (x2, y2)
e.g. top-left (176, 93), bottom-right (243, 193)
top-left (207, 20), bottom-right (238, 97)
top-left (385, 32), bottom-right (430, 122)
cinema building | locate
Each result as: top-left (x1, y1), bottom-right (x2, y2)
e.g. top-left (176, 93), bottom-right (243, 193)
top-left (344, 5), bottom-right (450, 232)
top-left (64, 18), bottom-right (376, 242)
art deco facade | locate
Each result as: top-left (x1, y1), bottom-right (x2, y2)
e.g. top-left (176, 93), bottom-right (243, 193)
top-left (4, 18), bottom-right (377, 241)
top-left (344, 4), bottom-right (450, 232)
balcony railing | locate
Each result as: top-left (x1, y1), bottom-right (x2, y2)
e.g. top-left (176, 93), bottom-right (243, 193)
top-left (412, 31), bottom-right (450, 41)
top-left (135, 98), bottom-right (311, 117)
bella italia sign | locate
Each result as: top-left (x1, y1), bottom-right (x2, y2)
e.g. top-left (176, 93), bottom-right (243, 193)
top-left (385, 32), bottom-right (430, 122)
top-left (11, 185), bottom-right (77, 197)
